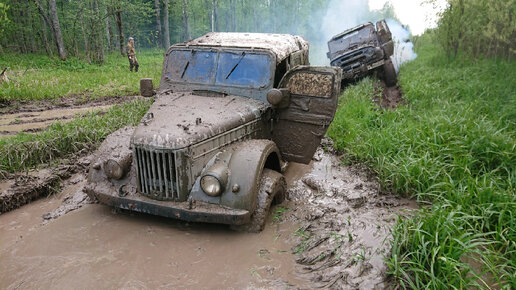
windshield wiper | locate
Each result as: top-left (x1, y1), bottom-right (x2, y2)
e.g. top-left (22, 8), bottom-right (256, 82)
top-left (225, 52), bottom-right (246, 79)
top-left (180, 61), bottom-right (189, 78)
top-left (180, 50), bottom-right (195, 78)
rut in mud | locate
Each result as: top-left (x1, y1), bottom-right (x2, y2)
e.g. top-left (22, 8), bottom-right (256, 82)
top-left (0, 95), bottom-right (143, 138)
top-left (0, 146), bottom-right (414, 289)
top-left (373, 80), bottom-right (405, 109)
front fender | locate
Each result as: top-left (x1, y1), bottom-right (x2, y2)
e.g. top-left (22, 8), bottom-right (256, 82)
top-left (85, 127), bottom-right (135, 199)
top-left (190, 139), bottom-right (282, 213)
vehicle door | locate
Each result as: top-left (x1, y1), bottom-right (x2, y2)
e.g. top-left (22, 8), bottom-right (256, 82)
top-left (272, 66), bottom-right (342, 164)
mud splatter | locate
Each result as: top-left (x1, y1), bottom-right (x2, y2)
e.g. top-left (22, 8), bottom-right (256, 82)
top-left (41, 173), bottom-right (94, 224)
top-left (282, 146), bottom-right (415, 289)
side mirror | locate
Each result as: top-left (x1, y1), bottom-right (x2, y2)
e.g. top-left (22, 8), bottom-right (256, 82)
top-left (326, 52), bottom-right (331, 59)
top-left (266, 88), bottom-right (291, 109)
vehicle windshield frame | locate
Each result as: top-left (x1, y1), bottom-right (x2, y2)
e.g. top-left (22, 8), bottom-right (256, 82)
top-left (328, 24), bottom-right (376, 53)
top-left (165, 47), bottom-right (276, 90)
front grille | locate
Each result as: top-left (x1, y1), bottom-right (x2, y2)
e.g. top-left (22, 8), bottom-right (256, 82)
top-left (134, 146), bottom-right (178, 200)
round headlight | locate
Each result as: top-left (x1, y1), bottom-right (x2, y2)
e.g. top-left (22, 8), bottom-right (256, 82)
top-left (104, 159), bottom-right (123, 179)
top-left (201, 175), bottom-right (222, 197)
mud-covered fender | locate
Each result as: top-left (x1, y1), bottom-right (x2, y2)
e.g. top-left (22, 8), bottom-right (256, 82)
top-left (84, 127), bottom-right (135, 198)
top-left (190, 139), bottom-right (282, 212)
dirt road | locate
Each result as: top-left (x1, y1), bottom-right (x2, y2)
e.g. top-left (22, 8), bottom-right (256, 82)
top-left (0, 148), bottom-right (414, 289)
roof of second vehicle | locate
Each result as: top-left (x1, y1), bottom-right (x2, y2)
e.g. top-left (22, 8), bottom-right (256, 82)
top-left (172, 32), bottom-right (308, 62)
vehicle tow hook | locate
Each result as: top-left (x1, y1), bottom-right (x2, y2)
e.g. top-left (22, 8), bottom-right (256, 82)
top-left (118, 184), bottom-right (128, 197)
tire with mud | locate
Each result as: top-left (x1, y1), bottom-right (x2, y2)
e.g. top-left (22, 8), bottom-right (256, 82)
top-left (231, 169), bottom-right (286, 233)
top-left (382, 59), bottom-right (397, 87)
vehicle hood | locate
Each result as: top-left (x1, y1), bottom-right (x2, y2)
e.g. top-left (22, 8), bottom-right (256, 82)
top-left (131, 91), bottom-right (269, 150)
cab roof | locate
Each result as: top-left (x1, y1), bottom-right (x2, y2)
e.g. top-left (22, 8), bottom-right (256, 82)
top-left (171, 32), bottom-right (309, 63)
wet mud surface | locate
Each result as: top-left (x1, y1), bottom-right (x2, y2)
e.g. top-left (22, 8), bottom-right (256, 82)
top-left (0, 147), bottom-right (414, 289)
top-left (0, 95), bottom-right (142, 138)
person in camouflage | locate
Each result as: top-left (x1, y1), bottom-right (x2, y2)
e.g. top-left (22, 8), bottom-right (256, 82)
top-left (127, 37), bottom-right (139, 72)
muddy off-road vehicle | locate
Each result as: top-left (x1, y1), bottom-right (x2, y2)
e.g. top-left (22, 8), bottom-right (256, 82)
top-left (327, 20), bottom-right (397, 86)
top-left (84, 32), bottom-right (342, 231)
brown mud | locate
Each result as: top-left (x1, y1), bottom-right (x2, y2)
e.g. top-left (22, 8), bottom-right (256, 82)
top-left (283, 146), bottom-right (416, 288)
top-left (374, 81), bottom-right (405, 109)
top-left (0, 96), bottom-right (143, 138)
top-left (0, 147), bottom-right (415, 289)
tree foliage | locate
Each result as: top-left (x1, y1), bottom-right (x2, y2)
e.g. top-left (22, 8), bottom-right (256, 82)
top-left (432, 0), bottom-right (515, 60)
top-left (0, 0), bottom-right (329, 62)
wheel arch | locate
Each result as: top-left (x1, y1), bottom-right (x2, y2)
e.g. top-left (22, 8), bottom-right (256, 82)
top-left (189, 139), bottom-right (283, 213)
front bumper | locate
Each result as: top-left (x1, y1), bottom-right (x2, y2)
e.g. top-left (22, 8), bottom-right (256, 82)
top-left (84, 182), bottom-right (251, 225)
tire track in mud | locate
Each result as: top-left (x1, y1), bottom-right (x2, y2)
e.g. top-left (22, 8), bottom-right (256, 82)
top-left (0, 95), bottom-right (143, 138)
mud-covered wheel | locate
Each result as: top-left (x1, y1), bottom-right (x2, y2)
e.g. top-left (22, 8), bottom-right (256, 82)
top-left (382, 59), bottom-right (397, 87)
top-left (231, 169), bottom-right (286, 233)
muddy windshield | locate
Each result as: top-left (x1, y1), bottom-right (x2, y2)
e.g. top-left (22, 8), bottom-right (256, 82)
top-left (166, 49), bottom-right (273, 88)
top-left (328, 24), bottom-right (375, 52)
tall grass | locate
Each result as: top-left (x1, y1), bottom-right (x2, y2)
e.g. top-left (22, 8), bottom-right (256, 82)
top-left (327, 36), bottom-right (515, 288)
top-left (0, 99), bottom-right (152, 173)
top-left (0, 50), bottom-right (164, 102)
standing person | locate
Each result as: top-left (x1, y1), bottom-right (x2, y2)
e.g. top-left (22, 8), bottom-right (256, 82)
top-left (126, 37), bottom-right (139, 72)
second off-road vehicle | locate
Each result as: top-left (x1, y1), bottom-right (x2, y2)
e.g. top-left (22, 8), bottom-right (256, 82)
top-left (327, 20), bottom-right (397, 86)
top-left (84, 32), bottom-right (342, 232)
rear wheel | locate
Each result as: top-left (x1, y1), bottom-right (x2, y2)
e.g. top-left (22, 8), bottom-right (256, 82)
top-left (231, 169), bottom-right (286, 232)
top-left (382, 59), bottom-right (397, 87)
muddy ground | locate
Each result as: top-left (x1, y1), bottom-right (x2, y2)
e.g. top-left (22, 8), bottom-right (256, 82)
top-left (373, 81), bottom-right (405, 110)
top-left (0, 144), bottom-right (414, 289)
top-left (0, 95), bottom-right (142, 138)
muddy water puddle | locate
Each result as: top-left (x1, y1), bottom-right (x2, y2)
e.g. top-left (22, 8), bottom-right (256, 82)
top-left (0, 105), bottom-right (113, 138)
top-left (0, 148), bottom-right (415, 289)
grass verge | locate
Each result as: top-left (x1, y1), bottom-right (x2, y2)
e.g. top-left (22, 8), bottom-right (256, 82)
top-left (0, 50), bottom-right (164, 102)
top-left (327, 35), bottom-right (515, 288)
top-left (0, 98), bottom-right (152, 173)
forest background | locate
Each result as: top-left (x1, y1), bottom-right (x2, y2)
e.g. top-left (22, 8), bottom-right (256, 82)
top-left (1, 0), bottom-right (512, 65)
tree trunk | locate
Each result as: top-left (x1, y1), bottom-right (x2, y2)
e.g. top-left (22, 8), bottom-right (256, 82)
top-left (80, 13), bottom-right (90, 63)
top-left (211, 0), bottom-right (218, 32)
top-left (49, 0), bottom-right (66, 60)
top-left (26, 0), bottom-right (36, 53)
top-left (154, 0), bottom-right (162, 48)
top-left (92, 0), bottom-right (104, 63)
top-left (115, 9), bottom-right (125, 55)
top-left (182, 0), bottom-right (191, 40)
top-left (107, 16), bottom-right (115, 51)
top-left (105, 10), bottom-right (112, 51)
top-left (40, 14), bottom-right (51, 55)
top-left (163, 0), bottom-right (171, 48)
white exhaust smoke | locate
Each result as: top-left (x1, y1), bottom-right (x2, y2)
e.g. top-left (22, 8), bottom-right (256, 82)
top-left (386, 19), bottom-right (417, 72)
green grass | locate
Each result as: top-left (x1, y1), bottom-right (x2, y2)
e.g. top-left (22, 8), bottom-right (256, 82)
top-left (0, 99), bottom-right (152, 173)
top-left (327, 36), bottom-right (515, 288)
top-left (0, 49), bottom-right (164, 102)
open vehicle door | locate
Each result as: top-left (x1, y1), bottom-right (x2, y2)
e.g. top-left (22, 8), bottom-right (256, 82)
top-left (272, 66), bottom-right (342, 164)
